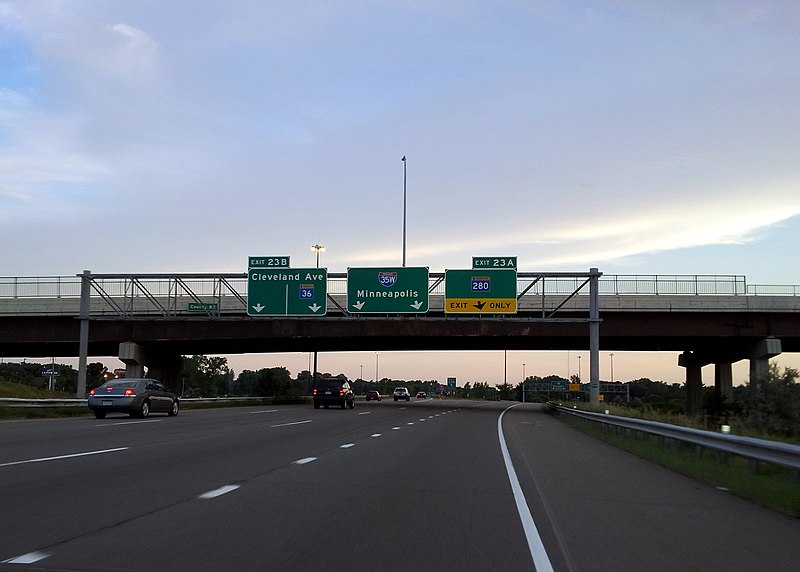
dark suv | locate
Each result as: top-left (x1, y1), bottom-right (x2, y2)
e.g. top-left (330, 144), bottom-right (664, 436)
top-left (313, 379), bottom-right (355, 409)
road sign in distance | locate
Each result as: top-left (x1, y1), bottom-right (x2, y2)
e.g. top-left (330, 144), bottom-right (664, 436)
top-left (347, 267), bottom-right (429, 313)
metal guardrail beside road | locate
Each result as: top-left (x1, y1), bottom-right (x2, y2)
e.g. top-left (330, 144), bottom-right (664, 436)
top-left (552, 405), bottom-right (800, 471)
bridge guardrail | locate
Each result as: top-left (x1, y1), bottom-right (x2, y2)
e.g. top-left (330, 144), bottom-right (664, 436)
top-left (552, 405), bottom-right (800, 471)
top-left (0, 273), bottom-right (760, 299)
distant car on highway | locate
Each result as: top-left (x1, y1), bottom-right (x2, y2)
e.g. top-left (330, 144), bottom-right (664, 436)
top-left (416, 391), bottom-right (426, 399)
top-left (314, 379), bottom-right (355, 409)
top-left (88, 378), bottom-right (179, 419)
top-left (365, 390), bottom-right (381, 402)
top-left (393, 387), bottom-right (411, 401)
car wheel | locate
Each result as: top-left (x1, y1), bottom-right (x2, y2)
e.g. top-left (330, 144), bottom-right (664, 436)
top-left (394, 397), bottom-right (398, 401)
top-left (140, 400), bottom-right (150, 418)
top-left (324, 404), bottom-right (329, 409)
top-left (340, 400), bottom-right (346, 409)
top-left (349, 399), bottom-right (355, 409)
top-left (168, 400), bottom-right (179, 416)
top-left (94, 411), bottom-right (106, 419)
top-left (314, 402), bottom-right (320, 409)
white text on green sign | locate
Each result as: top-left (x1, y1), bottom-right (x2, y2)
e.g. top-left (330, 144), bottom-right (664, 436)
top-left (247, 268), bottom-right (327, 316)
top-left (347, 267), bottom-right (429, 313)
top-left (188, 302), bottom-right (219, 312)
top-left (249, 256), bottom-right (290, 268)
top-left (444, 269), bottom-right (517, 314)
top-left (472, 256), bottom-right (517, 269)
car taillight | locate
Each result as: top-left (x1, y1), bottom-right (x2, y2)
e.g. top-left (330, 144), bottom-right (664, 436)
top-left (339, 389), bottom-right (344, 396)
top-left (124, 388), bottom-right (136, 396)
top-left (89, 389), bottom-right (95, 396)
top-left (313, 389), bottom-right (318, 395)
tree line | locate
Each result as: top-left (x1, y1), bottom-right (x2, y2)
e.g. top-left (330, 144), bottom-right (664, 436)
top-left (1, 358), bottom-right (797, 440)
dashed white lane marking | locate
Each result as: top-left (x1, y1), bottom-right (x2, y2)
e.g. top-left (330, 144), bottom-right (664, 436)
top-left (198, 485), bottom-right (240, 499)
top-left (250, 409), bottom-right (279, 414)
top-left (340, 443), bottom-right (355, 449)
top-left (271, 420), bottom-right (312, 428)
top-left (407, 422), bottom-right (414, 425)
top-left (0, 447), bottom-right (129, 468)
top-left (419, 419), bottom-right (426, 422)
top-left (96, 419), bottom-right (160, 427)
top-left (2, 551), bottom-right (50, 564)
top-left (371, 433), bottom-right (381, 438)
top-left (498, 404), bottom-right (553, 571)
top-left (358, 411), bottom-right (371, 415)
top-left (293, 457), bottom-right (317, 465)
top-left (392, 427), bottom-right (401, 430)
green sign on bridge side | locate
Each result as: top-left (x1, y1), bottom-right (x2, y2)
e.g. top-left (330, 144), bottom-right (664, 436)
top-left (347, 267), bottom-right (429, 314)
top-left (247, 267), bottom-right (328, 316)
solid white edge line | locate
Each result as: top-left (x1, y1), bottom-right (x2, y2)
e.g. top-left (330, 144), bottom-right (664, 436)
top-left (198, 484), bottom-right (240, 499)
top-left (0, 447), bottom-right (129, 468)
top-left (498, 404), bottom-right (554, 572)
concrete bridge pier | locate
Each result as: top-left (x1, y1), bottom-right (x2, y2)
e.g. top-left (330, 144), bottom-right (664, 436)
top-left (119, 342), bottom-right (182, 391)
top-left (748, 338), bottom-right (781, 391)
top-left (678, 351), bottom-right (705, 417)
top-left (714, 362), bottom-right (733, 406)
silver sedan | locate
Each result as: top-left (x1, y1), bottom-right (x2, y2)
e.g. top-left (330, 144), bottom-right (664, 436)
top-left (88, 378), bottom-right (180, 419)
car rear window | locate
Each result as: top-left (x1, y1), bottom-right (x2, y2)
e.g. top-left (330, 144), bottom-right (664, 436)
top-left (317, 380), bottom-right (344, 391)
top-left (101, 381), bottom-right (139, 390)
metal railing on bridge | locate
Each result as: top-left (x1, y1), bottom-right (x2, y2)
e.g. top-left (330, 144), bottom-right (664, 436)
top-left (0, 272), bottom-right (775, 300)
top-left (1, 273), bottom-right (798, 318)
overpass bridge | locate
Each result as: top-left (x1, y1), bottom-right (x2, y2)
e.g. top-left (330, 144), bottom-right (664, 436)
top-left (2, 271), bottom-right (799, 414)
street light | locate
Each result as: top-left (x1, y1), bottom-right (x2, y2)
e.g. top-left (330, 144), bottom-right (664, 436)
top-left (375, 352), bottom-right (379, 383)
top-left (310, 244), bottom-right (325, 268)
top-left (360, 364), bottom-right (363, 382)
top-left (577, 355), bottom-right (582, 382)
top-left (310, 244), bottom-right (325, 393)
top-left (401, 156), bottom-right (407, 267)
top-left (610, 353), bottom-right (615, 383)
top-left (522, 363), bottom-right (526, 403)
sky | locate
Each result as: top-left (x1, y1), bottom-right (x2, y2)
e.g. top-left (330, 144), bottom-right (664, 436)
top-left (2, 1), bottom-right (799, 387)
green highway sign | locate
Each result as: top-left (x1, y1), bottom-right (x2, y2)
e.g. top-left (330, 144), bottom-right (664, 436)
top-left (249, 256), bottom-right (290, 268)
top-left (187, 302), bottom-right (219, 312)
top-left (247, 267), bottom-right (327, 316)
top-left (444, 268), bottom-right (517, 314)
top-left (472, 256), bottom-right (517, 269)
top-left (347, 267), bottom-right (429, 314)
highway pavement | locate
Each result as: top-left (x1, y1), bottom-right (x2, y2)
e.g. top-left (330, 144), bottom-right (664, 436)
top-left (1, 399), bottom-right (799, 571)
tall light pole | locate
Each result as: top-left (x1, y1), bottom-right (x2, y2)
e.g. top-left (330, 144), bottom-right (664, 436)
top-left (401, 156), bottom-right (407, 267)
top-left (310, 244), bottom-right (325, 393)
top-left (375, 352), bottom-right (379, 383)
top-left (522, 363), bottom-right (526, 403)
top-left (577, 355), bottom-right (582, 383)
top-left (310, 244), bottom-right (325, 268)
top-left (610, 353), bottom-right (615, 383)
top-left (360, 364), bottom-right (363, 382)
